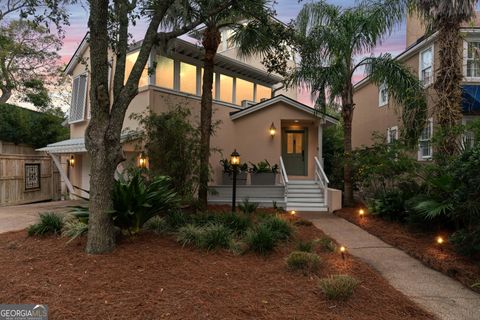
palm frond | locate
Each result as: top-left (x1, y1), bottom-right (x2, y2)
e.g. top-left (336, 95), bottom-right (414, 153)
top-left (414, 199), bottom-right (453, 220)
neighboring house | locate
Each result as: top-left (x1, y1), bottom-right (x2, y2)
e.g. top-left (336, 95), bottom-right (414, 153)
top-left (38, 31), bottom-right (341, 212)
top-left (352, 14), bottom-right (480, 160)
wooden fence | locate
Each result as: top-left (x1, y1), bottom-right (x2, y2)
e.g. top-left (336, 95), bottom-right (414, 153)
top-left (0, 149), bottom-right (61, 207)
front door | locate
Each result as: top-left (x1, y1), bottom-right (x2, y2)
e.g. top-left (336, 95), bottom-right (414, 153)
top-left (282, 128), bottom-right (307, 176)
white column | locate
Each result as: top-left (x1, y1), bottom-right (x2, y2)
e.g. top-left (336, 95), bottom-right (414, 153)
top-left (50, 153), bottom-right (75, 196)
top-left (317, 120), bottom-right (323, 167)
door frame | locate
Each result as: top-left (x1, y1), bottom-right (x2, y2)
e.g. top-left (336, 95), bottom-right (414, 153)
top-left (281, 127), bottom-right (308, 176)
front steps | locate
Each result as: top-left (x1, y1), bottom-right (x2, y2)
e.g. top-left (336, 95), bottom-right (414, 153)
top-left (286, 180), bottom-right (328, 212)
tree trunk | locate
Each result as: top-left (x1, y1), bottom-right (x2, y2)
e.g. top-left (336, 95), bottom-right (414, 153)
top-left (342, 87), bottom-right (354, 207)
top-left (0, 88), bottom-right (11, 103)
top-left (434, 22), bottom-right (463, 157)
top-left (198, 26), bottom-right (221, 209)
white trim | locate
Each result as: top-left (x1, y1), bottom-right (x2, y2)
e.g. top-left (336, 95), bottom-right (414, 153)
top-left (418, 118), bottom-right (433, 161)
top-left (50, 153), bottom-right (74, 196)
top-left (378, 83), bottom-right (388, 107)
top-left (64, 34), bottom-right (89, 75)
top-left (463, 38), bottom-right (480, 81)
top-left (387, 126), bottom-right (398, 143)
top-left (419, 44), bottom-right (434, 87)
top-left (230, 95), bottom-right (339, 125)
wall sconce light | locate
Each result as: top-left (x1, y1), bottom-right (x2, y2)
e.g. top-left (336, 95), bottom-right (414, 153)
top-left (138, 152), bottom-right (148, 169)
top-left (269, 122), bottom-right (276, 137)
top-left (68, 155), bottom-right (75, 168)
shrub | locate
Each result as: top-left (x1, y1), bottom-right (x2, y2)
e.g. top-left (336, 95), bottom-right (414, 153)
top-left (245, 224), bottom-right (277, 254)
top-left (215, 213), bottom-right (252, 235)
top-left (238, 198), bottom-right (259, 215)
top-left (176, 224), bottom-right (204, 247)
top-left (165, 210), bottom-right (189, 231)
top-left (229, 239), bottom-right (249, 256)
top-left (28, 212), bottom-right (63, 236)
top-left (286, 251), bottom-right (321, 273)
top-left (315, 237), bottom-right (336, 253)
top-left (199, 223), bottom-right (232, 250)
top-left (260, 215), bottom-right (293, 241)
top-left (450, 229), bottom-right (480, 257)
top-left (144, 216), bottom-right (169, 235)
top-left (318, 275), bottom-right (360, 300)
top-left (62, 218), bottom-right (88, 243)
top-left (296, 240), bottom-right (314, 252)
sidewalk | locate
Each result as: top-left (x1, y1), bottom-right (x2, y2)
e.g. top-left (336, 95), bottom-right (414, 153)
top-left (301, 212), bottom-right (480, 320)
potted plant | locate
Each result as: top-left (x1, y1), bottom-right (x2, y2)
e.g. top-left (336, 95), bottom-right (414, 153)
top-left (220, 159), bottom-right (248, 185)
top-left (250, 160), bottom-right (279, 185)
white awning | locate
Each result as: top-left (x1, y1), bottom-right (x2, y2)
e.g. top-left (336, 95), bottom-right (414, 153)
top-left (36, 132), bottom-right (140, 154)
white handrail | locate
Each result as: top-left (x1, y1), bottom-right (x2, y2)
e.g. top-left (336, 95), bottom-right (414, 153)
top-left (314, 156), bottom-right (329, 185)
top-left (279, 156), bottom-right (289, 184)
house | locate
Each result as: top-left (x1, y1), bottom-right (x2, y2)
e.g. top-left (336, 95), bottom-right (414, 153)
top-left (352, 14), bottom-right (480, 159)
top-left (37, 31), bottom-right (341, 212)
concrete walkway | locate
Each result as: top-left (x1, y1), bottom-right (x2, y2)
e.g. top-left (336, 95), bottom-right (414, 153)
top-left (301, 212), bottom-right (480, 320)
top-left (0, 200), bottom-right (83, 233)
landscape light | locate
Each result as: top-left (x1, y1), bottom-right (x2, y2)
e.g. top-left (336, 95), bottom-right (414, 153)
top-left (436, 236), bottom-right (444, 245)
top-left (290, 210), bottom-right (296, 215)
top-left (359, 209), bottom-right (365, 218)
top-left (340, 246), bottom-right (346, 260)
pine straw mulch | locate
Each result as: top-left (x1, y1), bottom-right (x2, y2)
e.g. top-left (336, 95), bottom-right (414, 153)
top-left (335, 207), bottom-right (480, 294)
top-left (0, 215), bottom-right (434, 320)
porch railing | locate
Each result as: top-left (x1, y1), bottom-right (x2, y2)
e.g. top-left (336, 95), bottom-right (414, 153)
top-left (314, 156), bottom-right (329, 206)
top-left (279, 156), bottom-right (289, 203)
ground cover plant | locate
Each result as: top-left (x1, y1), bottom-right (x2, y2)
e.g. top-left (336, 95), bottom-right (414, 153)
top-left (27, 212), bottom-right (63, 236)
top-left (1, 210), bottom-right (435, 319)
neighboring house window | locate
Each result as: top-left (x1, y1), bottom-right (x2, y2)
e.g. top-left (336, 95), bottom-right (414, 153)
top-left (418, 118), bottom-right (433, 160)
top-left (379, 83), bottom-right (388, 106)
top-left (466, 41), bottom-right (480, 78)
top-left (387, 126), bottom-right (398, 143)
top-left (25, 163), bottom-right (41, 190)
top-left (69, 74), bottom-right (87, 123)
top-left (420, 46), bottom-right (433, 86)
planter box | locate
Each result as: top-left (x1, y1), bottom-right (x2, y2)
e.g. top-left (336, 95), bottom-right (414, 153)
top-left (251, 172), bottom-right (276, 185)
top-left (222, 172), bottom-right (247, 185)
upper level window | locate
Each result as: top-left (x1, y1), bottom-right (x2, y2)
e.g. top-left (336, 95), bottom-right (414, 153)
top-left (466, 41), bottom-right (480, 78)
top-left (236, 78), bottom-right (254, 104)
top-left (256, 84), bottom-right (271, 102)
top-left (125, 51), bottom-right (148, 87)
top-left (379, 83), bottom-right (388, 107)
top-left (219, 74), bottom-right (233, 103)
top-left (179, 62), bottom-right (197, 95)
top-left (219, 29), bottom-right (235, 52)
top-left (387, 126), bottom-right (398, 143)
top-left (69, 74), bottom-right (87, 123)
top-left (155, 56), bottom-right (174, 89)
top-left (420, 46), bottom-right (433, 86)
top-left (418, 118), bottom-right (433, 160)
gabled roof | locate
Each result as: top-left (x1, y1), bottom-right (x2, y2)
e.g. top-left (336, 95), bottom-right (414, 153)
top-left (230, 94), bottom-right (339, 124)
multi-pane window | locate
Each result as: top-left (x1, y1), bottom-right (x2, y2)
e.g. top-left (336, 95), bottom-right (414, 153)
top-left (387, 126), bottom-right (398, 143)
top-left (466, 41), bottom-right (480, 78)
top-left (420, 47), bottom-right (433, 86)
top-left (69, 74), bottom-right (87, 123)
top-left (155, 56), bottom-right (174, 89)
top-left (125, 51), bottom-right (148, 87)
top-left (379, 83), bottom-right (388, 106)
top-left (236, 78), bottom-right (254, 104)
top-left (179, 62), bottom-right (197, 95)
top-left (418, 118), bottom-right (433, 160)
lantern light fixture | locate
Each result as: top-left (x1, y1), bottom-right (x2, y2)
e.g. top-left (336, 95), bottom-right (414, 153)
top-left (68, 155), bottom-right (75, 168)
top-left (230, 149), bottom-right (240, 166)
top-left (138, 152), bottom-right (148, 169)
top-left (269, 122), bottom-right (276, 137)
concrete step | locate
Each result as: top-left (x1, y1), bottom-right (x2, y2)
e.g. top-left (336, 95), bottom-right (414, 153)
top-left (288, 180), bottom-right (317, 185)
top-left (287, 184), bottom-right (319, 189)
top-left (287, 193), bottom-right (323, 198)
top-left (287, 197), bottom-right (324, 203)
top-left (286, 205), bottom-right (328, 212)
top-left (288, 189), bottom-right (323, 194)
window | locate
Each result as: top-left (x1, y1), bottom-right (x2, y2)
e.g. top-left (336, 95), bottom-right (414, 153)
top-left (466, 41), bottom-right (480, 78)
top-left (155, 56), bottom-right (174, 89)
top-left (69, 74), bottom-right (87, 123)
top-left (236, 78), bottom-right (254, 104)
top-left (179, 62), bottom-right (197, 95)
top-left (25, 163), bottom-right (41, 190)
top-left (125, 51), bottom-right (148, 87)
top-left (219, 74), bottom-right (233, 103)
top-left (287, 132), bottom-right (303, 154)
top-left (387, 126), bottom-right (398, 143)
top-left (379, 83), bottom-right (388, 106)
top-left (256, 84), bottom-right (271, 102)
top-left (420, 46), bottom-right (433, 86)
top-left (418, 118), bottom-right (433, 160)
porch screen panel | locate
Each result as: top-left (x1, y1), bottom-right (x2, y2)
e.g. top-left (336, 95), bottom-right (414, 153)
top-left (219, 74), bottom-right (233, 103)
top-left (236, 78), bottom-right (254, 104)
top-left (180, 62), bottom-right (197, 94)
top-left (256, 84), bottom-right (271, 102)
top-left (125, 51), bottom-right (148, 87)
top-left (155, 56), bottom-right (174, 89)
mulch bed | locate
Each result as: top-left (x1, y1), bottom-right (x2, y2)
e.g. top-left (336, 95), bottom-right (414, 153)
top-left (335, 207), bottom-right (480, 294)
top-left (0, 217), bottom-right (434, 319)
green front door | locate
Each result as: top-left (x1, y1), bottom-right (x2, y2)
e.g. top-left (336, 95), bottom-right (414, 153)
top-left (282, 128), bottom-right (307, 176)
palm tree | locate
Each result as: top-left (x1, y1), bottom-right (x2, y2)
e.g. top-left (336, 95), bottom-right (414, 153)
top-left (191, 0), bottom-right (274, 208)
top-left (409, 0), bottom-right (478, 156)
top-left (292, 1), bottom-right (427, 206)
